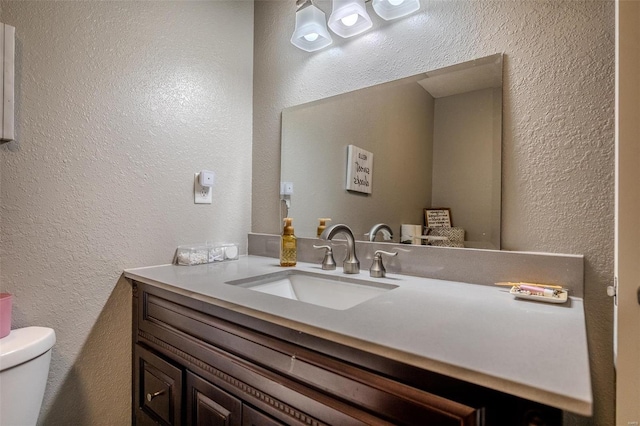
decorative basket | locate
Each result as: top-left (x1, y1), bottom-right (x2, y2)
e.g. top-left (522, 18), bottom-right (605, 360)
top-left (426, 227), bottom-right (465, 247)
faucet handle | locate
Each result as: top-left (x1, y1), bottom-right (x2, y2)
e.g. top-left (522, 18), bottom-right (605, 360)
top-left (369, 250), bottom-right (398, 278)
top-left (374, 250), bottom-right (398, 257)
top-left (313, 245), bottom-right (336, 270)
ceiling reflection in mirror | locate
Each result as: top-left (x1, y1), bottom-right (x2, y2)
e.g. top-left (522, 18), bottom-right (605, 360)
top-left (280, 54), bottom-right (502, 249)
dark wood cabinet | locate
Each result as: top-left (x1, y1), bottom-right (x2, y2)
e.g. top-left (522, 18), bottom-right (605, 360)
top-left (242, 406), bottom-right (285, 426)
top-left (186, 371), bottom-right (242, 426)
top-left (134, 345), bottom-right (286, 426)
top-left (135, 345), bottom-right (183, 426)
top-left (132, 281), bottom-right (560, 426)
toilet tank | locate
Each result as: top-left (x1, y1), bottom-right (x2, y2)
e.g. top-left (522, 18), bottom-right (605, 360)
top-left (0, 327), bottom-right (56, 426)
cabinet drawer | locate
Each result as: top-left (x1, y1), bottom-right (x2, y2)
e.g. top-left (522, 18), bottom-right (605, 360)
top-left (186, 371), bottom-right (242, 426)
top-left (135, 344), bottom-right (183, 425)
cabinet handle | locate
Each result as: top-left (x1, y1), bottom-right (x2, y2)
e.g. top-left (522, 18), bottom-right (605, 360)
top-left (146, 390), bottom-right (165, 402)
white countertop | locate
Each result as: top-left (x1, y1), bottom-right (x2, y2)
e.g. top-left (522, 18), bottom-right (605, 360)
top-left (124, 255), bottom-right (592, 416)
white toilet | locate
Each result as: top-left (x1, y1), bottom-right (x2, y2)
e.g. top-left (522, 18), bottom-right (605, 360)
top-left (0, 327), bottom-right (56, 426)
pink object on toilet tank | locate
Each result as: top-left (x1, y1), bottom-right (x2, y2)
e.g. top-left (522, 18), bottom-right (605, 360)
top-left (0, 293), bottom-right (12, 338)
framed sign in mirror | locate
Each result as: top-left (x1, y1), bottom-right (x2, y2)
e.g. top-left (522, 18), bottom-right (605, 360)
top-left (346, 145), bottom-right (373, 194)
top-left (425, 208), bottom-right (452, 228)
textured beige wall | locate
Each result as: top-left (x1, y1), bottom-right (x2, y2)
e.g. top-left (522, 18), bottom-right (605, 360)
top-left (0, 1), bottom-right (253, 424)
top-left (253, 1), bottom-right (614, 424)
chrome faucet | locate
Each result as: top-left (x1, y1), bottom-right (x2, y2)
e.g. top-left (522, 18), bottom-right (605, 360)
top-left (366, 223), bottom-right (393, 242)
top-left (320, 224), bottom-right (360, 274)
top-left (369, 250), bottom-right (398, 278)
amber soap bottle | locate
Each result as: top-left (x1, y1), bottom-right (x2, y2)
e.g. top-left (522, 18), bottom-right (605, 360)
top-left (317, 218), bottom-right (331, 237)
top-left (280, 218), bottom-right (297, 267)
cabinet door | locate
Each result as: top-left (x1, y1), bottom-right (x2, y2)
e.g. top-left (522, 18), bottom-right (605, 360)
top-left (242, 406), bottom-right (285, 426)
top-left (186, 371), bottom-right (242, 426)
top-left (135, 345), bottom-right (183, 426)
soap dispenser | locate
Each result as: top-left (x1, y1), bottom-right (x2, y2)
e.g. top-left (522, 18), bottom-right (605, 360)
top-left (280, 218), bottom-right (297, 267)
top-left (317, 218), bottom-right (331, 237)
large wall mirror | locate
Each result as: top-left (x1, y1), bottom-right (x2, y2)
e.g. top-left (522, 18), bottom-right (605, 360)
top-left (281, 54), bottom-right (503, 249)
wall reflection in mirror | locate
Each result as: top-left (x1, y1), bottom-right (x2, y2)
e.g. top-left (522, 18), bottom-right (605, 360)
top-left (280, 54), bottom-right (502, 249)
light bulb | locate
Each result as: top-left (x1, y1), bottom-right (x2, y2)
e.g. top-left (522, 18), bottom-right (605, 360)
top-left (372, 0), bottom-right (419, 20)
top-left (291, 3), bottom-right (332, 51)
top-left (303, 32), bottom-right (319, 41)
top-left (328, 0), bottom-right (372, 37)
top-left (341, 13), bottom-right (359, 26)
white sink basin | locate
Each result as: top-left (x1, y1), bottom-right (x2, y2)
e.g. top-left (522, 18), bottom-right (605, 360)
top-left (227, 271), bottom-right (398, 310)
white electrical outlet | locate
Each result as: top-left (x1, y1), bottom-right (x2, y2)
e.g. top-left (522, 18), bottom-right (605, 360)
top-left (194, 173), bottom-right (212, 204)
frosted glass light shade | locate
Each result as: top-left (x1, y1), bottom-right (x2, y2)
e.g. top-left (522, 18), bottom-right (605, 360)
top-left (328, 0), bottom-right (373, 38)
top-left (291, 4), bottom-right (333, 52)
top-left (372, 0), bottom-right (420, 20)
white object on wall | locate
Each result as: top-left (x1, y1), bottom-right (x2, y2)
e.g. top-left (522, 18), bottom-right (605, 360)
top-left (194, 171), bottom-right (213, 204)
top-left (1, 23), bottom-right (15, 142)
top-left (198, 170), bottom-right (215, 187)
top-left (280, 181), bottom-right (294, 196)
top-left (346, 145), bottom-right (373, 194)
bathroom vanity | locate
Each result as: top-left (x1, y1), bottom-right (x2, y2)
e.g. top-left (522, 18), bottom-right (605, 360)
top-left (125, 241), bottom-right (591, 425)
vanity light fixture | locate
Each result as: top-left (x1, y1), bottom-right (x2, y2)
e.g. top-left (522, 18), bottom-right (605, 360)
top-left (328, 0), bottom-right (373, 38)
top-left (291, 0), bottom-right (333, 52)
top-left (291, 0), bottom-right (421, 52)
top-left (372, 0), bottom-right (420, 21)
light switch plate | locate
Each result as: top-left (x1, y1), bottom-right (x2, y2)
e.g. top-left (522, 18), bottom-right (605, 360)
top-left (194, 173), bottom-right (212, 204)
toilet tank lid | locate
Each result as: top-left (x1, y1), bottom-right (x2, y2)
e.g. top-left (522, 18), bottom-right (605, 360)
top-left (0, 327), bottom-right (56, 371)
